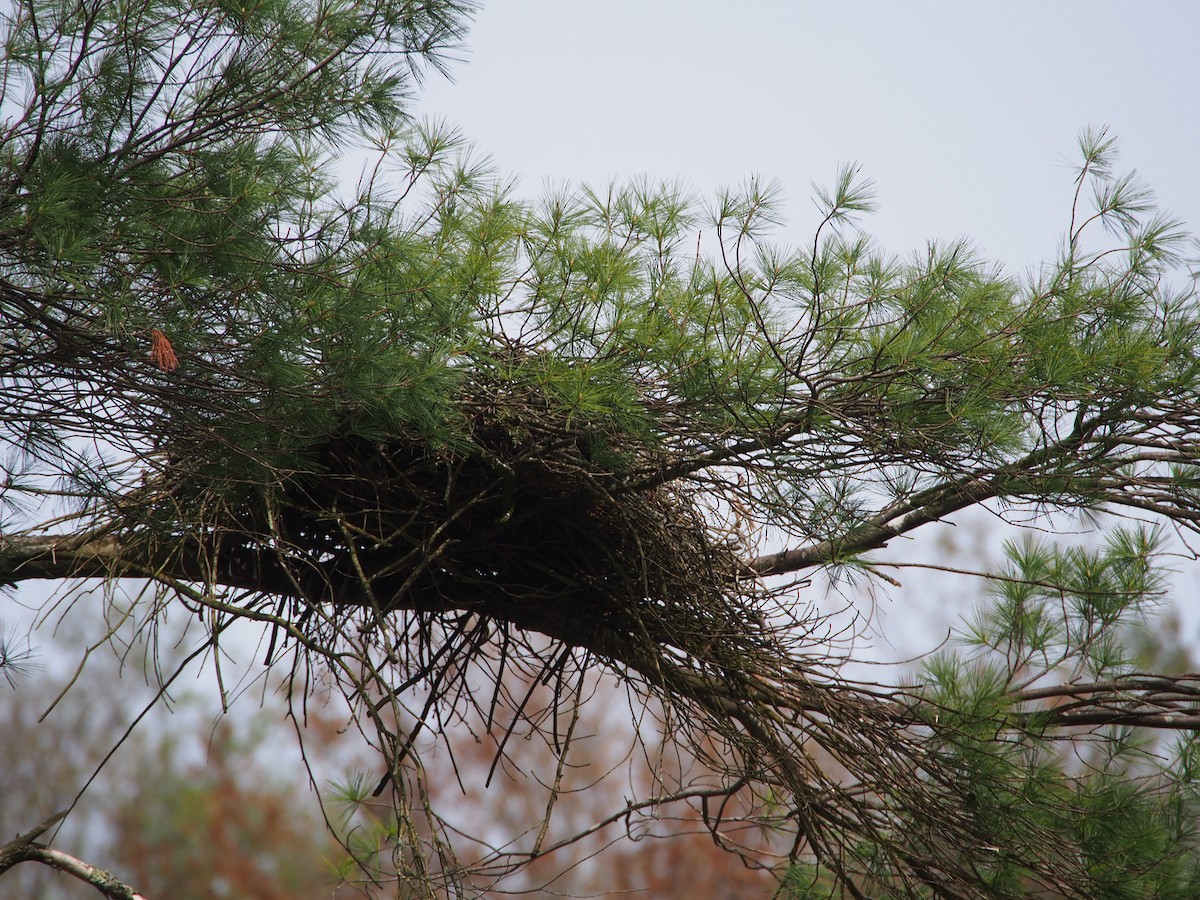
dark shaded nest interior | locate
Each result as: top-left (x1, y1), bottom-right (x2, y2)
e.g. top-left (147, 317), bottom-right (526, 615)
top-left (154, 372), bottom-right (771, 669)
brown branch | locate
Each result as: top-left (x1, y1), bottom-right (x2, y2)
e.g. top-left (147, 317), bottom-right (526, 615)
top-left (0, 810), bottom-right (67, 869)
top-left (0, 533), bottom-right (129, 581)
top-left (1032, 712), bottom-right (1200, 729)
top-left (1013, 675), bottom-right (1200, 704)
top-left (747, 409), bottom-right (1139, 576)
top-left (0, 811), bottom-right (146, 899)
top-left (750, 474), bottom-right (999, 576)
top-left (1005, 674), bottom-right (1200, 729)
top-left (0, 531), bottom-right (381, 610)
top-left (9, 532), bottom-right (1200, 734)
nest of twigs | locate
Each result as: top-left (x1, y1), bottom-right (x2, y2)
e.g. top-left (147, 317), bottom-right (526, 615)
top-left (189, 367), bottom-right (762, 668)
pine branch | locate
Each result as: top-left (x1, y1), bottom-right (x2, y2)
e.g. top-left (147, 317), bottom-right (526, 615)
top-left (746, 406), bottom-right (1178, 576)
top-left (1008, 675), bottom-right (1200, 729)
top-left (0, 816), bottom-right (146, 900)
top-left (750, 473), bottom-right (999, 575)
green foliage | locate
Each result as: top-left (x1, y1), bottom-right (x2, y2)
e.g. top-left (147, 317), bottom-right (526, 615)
top-left (887, 526), bottom-right (1200, 897)
top-left (965, 526), bottom-right (1166, 678)
top-left (325, 770), bottom-right (417, 891)
top-left (779, 861), bottom-right (841, 899)
top-left (6, 23), bottom-right (1197, 532)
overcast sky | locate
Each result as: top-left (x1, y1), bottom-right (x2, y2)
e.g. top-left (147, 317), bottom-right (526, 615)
top-left (415, 2), bottom-right (1199, 274)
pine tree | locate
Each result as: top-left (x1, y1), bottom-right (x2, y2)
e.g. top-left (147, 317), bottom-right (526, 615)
top-left (3, 2), bottom-right (1200, 897)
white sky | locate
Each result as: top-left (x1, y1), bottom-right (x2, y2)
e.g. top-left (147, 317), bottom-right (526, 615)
top-left (415, 1), bottom-right (1199, 273)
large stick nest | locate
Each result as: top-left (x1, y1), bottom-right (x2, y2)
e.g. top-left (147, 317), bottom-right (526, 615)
top-left (176, 365), bottom-right (765, 668)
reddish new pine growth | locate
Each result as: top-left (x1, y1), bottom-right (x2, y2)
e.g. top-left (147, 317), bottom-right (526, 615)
top-left (149, 329), bottom-right (178, 373)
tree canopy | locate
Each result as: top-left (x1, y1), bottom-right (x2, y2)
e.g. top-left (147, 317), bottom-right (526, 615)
top-left (3, 2), bottom-right (1200, 897)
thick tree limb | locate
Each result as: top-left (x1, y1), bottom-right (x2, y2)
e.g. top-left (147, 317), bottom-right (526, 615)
top-left (747, 410), bottom-right (1159, 576)
top-left (0, 534), bottom-right (128, 582)
top-left (0, 810), bottom-right (67, 867)
top-left (1006, 675), bottom-right (1200, 729)
top-left (1, 810), bottom-right (146, 899)
top-left (2, 847), bottom-right (146, 898)
top-left (751, 475), bottom-right (999, 575)
top-left (0, 532), bottom-right (349, 607)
